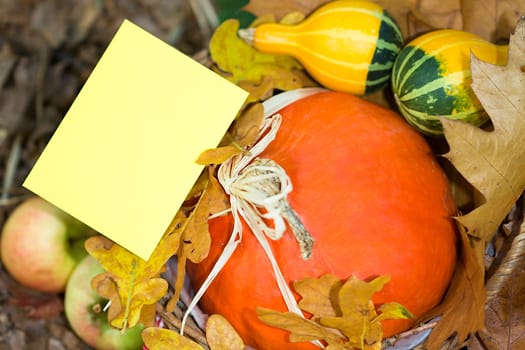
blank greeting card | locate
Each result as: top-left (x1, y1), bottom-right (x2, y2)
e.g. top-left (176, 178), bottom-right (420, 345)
top-left (23, 19), bottom-right (248, 260)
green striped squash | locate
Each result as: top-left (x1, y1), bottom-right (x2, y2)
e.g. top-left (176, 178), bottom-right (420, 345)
top-left (391, 29), bottom-right (508, 136)
top-left (240, 0), bottom-right (404, 95)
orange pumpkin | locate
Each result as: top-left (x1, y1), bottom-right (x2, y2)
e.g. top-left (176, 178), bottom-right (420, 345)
top-left (188, 91), bottom-right (457, 350)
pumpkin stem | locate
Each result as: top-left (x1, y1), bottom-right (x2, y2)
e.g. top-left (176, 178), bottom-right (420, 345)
top-left (232, 157), bottom-right (314, 259)
top-left (281, 201), bottom-right (314, 259)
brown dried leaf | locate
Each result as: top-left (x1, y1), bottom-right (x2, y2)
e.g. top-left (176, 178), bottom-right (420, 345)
top-left (91, 273), bottom-right (123, 322)
top-left (412, 0), bottom-right (462, 32)
top-left (197, 102), bottom-right (264, 165)
top-left (423, 225), bottom-right (486, 349)
top-left (461, 0), bottom-right (525, 42)
top-left (168, 169), bottom-right (228, 310)
top-left (243, 0), bottom-right (331, 20)
top-left (460, 0), bottom-right (497, 41)
top-left (206, 314), bottom-right (245, 350)
top-left (496, 1), bottom-right (525, 41)
top-left (257, 308), bottom-right (344, 344)
top-left (237, 76), bottom-right (275, 103)
top-left (294, 274), bottom-right (342, 319)
top-left (443, 17), bottom-right (525, 242)
top-left (478, 218), bottom-right (525, 349)
top-left (230, 102), bottom-right (264, 147)
top-left (203, 167), bottom-right (230, 215)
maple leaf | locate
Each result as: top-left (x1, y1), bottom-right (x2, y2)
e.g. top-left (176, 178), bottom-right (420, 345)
top-left (85, 212), bottom-right (186, 330)
top-left (141, 327), bottom-right (204, 350)
top-left (209, 19), bottom-right (314, 91)
top-left (442, 17), bottom-right (525, 243)
top-left (258, 275), bottom-right (412, 349)
top-left (206, 314), bottom-right (245, 350)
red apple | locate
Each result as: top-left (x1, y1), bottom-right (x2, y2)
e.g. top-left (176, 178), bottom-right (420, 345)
top-left (65, 254), bottom-right (144, 350)
top-left (0, 196), bottom-right (92, 293)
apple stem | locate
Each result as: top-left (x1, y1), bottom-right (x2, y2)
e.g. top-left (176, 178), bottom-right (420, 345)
top-left (103, 300), bottom-right (112, 312)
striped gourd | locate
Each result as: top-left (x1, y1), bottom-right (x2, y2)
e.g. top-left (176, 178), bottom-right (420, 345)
top-left (391, 29), bottom-right (508, 136)
top-left (239, 0), bottom-right (403, 95)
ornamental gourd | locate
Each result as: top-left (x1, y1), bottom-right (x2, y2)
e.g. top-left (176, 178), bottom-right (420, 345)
top-left (391, 29), bottom-right (508, 136)
top-left (239, 0), bottom-right (404, 95)
top-left (187, 91), bottom-right (458, 350)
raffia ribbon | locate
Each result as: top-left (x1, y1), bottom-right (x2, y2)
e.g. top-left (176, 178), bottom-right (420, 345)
top-left (182, 88), bottom-right (326, 348)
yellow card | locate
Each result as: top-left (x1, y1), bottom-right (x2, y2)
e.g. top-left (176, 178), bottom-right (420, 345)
top-left (23, 20), bottom-right (248, 260)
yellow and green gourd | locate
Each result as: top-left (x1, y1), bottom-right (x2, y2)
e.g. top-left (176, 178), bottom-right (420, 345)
top-left (391, 29), bottom-right (508, 136)
top-left (239, 0), bottom-right (404, 95)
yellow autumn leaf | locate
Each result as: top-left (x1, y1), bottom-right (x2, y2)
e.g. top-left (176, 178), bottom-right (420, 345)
top-left (196, 145), bottom-right (241, 165)
top-left (374, 302), bottom-right (413, 323)
top-left (210, 19), bottom-right (313, 90)
top-left (256, 308), bottom-right (344, 344)
top-left (85, 212), bottom-right (186, 330)
top-left (320, 276), bottom-right (396, 350)
top-left (258, 275), bottom-right (411, 349)
top-left (206, 314), bottom-right (245, 350)
top-left (167, 168), bottom-right (229, 311)
top-left (142, 327), bottom-right (205, 350)
top-left (294, 274), bottom-right (342, 319)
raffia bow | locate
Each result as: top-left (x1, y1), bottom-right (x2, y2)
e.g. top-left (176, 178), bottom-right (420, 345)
top-left (182, 88), bottom-right (326, 348)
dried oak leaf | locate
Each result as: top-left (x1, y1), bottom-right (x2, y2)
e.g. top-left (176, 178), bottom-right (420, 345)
top-left (258, 275), bottom-right (412, 349)
top-left (443, 16), bottom-right (525, 243)
top-left (196, 102), bottom-right (264, 165)
top-left (424, 19), bottom-right (525, 348)
top-left (85, 215), bottom-right (185, 330)
top-left (320, 276), bottom-right (412, 350)
top-left (461, 0), bottom-right (525, 42)
top-left (422, 224), bottom-right (486, 350)
top-left (210, 19), bottom-right (312, 91)
top-left (243, 0), bottom-right (331, 20)
top-left (167, 168), bottom-right (230, 311)
top-left (142, 327), bottom-right (204, 350)
top-left (206, 314), bottom-right (245, 350)
top-left (477, 218), bottom-right (525, 349)
top-left (495, 1), bottom-right (525, 41)
top-left (294, 274), bottom-right (343, 319)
